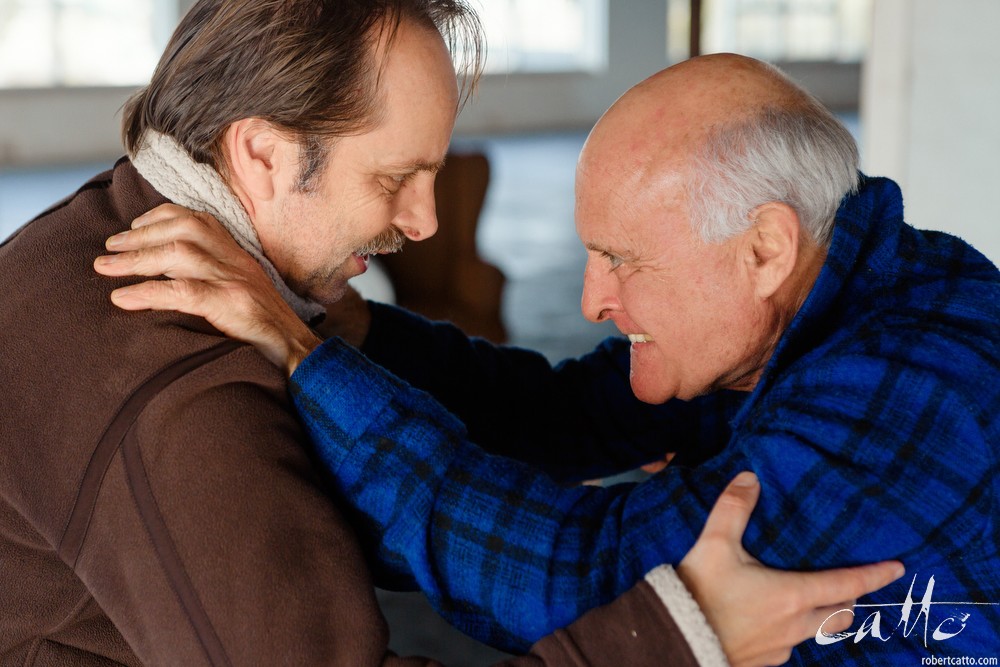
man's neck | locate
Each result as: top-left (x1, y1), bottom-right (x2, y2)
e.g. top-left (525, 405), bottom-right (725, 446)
top-left (130, 130), bottom-right (324, 323)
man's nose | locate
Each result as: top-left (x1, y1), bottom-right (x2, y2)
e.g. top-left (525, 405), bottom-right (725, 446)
top-left (393, 175), bottom-right (439, 242)
top-left (580, 257), bottom-right (617, 323)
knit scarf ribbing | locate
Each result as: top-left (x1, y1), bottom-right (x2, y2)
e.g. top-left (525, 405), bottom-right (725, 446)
top-left (131, 131), bottom-right (325, 323)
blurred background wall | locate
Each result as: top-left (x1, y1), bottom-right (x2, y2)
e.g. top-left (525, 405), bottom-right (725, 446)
top-left (861, 0), bottom-right (1000, 261)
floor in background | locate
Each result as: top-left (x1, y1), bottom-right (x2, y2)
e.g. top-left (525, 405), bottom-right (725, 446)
top-left (458, 130), bottom-right (620, 360)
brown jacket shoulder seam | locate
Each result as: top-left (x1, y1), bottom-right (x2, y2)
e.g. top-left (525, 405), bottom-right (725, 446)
top-left (122, 425), bottom-right (233, 667)
top-left (57, 339), bottom-right (245, 566)
top-left (56, 339), bottom-right (244, 667)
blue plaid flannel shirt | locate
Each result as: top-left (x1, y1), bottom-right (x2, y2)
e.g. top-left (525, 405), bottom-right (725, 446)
top-left (290, 176), bottom-right (1000, 663)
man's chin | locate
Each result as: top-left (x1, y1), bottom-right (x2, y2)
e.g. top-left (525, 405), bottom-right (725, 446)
top-left (628, 353), bottom-right (684, 404)
top-left (315, 285), bottom-right (351, 306)
top-left (628, 375), bottom-right (676, 405)
top-left (629, 371), bottom-right (713, 403)
top-left (296, 277), bottom-right (350, 307)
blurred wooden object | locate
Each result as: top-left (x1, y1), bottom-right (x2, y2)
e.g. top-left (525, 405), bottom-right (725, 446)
top-left (379, 151), bottom-right (508, 343)
top-left (690, 0), bottom-right (702, 57)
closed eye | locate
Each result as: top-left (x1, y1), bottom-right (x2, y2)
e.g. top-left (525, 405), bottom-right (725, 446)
top-left (380, 171), bottom-right (417, 197)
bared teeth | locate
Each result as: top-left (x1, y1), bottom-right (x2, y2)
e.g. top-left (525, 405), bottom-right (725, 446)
top-left (627, 334), bottom-right (654, 343)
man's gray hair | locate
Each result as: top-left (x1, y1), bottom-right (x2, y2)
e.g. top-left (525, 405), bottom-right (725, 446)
top-left (687, 101), bottom-right (860, 246)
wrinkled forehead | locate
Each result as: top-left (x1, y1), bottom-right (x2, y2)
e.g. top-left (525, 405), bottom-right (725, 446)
top-left (576, 144), bottom-right (690, 251)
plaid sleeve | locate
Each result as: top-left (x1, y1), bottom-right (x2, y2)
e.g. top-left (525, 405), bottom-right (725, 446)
top-left (719, 352), bottom-right (999, 663)
top-left (736, 354), bottom-right (993, 565)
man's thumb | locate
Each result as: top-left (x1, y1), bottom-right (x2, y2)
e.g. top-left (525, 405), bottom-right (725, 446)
top-left (701, 471), bottom-right (761, 544)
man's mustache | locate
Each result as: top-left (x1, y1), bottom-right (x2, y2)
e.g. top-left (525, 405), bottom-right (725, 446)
top-left (356, 226), bottom-right (406, 256)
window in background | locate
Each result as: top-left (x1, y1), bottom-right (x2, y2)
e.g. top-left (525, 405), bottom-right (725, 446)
top-left (475, 0), bottom-right (608, 74)
top-left (668, 0), bottom-right (872, 64)
top-left (0, 0), bottom-right (175, 88)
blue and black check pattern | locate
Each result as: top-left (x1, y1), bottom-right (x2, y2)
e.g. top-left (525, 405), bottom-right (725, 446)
top-left (291, 176), bottom-right (1000, 663)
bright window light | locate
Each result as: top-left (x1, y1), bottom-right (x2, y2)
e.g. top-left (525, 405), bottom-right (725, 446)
top-left (474, 0), bottom-right (608, 74)
top-left (668, 0), bottom-right (872, 63)
top-left (0, 0), bottom-right (175, 88)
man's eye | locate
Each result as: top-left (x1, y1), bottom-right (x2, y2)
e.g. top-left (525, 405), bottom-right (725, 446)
top-left (380, 173), bottom-right (413, 196)
top-left (601, 251), bottom-right (624, 270)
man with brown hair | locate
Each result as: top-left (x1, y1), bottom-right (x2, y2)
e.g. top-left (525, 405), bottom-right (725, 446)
top-left (1, 1), bottom-right (901, 664)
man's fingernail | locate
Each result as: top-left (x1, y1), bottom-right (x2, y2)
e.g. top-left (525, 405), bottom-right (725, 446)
top-left (107, 232), bottom-right (128, 249)
top-left (731, 472), bottom-right (759, 488)
top-left (95, 254), bottom-right (117, 265)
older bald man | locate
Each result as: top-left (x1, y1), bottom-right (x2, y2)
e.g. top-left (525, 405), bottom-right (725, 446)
top-left (96, 53), bottom-right (1000, 665)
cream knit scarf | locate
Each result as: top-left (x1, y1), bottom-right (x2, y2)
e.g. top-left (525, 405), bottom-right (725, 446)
top-left (130, 130), bottom-right (325, 323)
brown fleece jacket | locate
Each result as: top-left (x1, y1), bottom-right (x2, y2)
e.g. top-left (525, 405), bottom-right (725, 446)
top-left (0, 159), bottom-right (701, 667)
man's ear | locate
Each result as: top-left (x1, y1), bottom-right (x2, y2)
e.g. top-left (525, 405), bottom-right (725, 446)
top-left (743, 202), bottom-right (801, 300)
top-left (222, 118), bottom-right (294, 204)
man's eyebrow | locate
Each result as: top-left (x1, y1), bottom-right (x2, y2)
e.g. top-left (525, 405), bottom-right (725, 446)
top-left (585, 242), bottom-right (637, 261)
top-left (384, 158), bottom-right (447, 174)
top-left (584, 242), bottom-right (613, 254)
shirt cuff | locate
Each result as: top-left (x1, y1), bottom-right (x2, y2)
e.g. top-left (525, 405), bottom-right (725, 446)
top-left (645, 564), bottom-right (730, 667)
